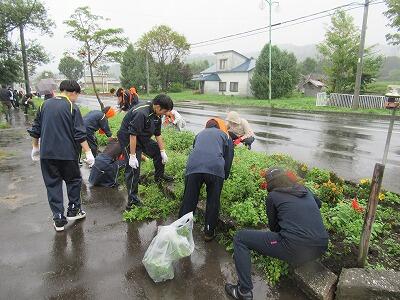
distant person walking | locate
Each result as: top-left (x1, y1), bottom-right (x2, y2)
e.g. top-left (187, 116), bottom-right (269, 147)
top-left (0, 85), bottom-right (12, 122)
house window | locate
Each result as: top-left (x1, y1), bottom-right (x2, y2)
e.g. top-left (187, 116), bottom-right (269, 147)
top-left (219, 82), bottom-right (227, 91)
top-left (219, 59), bottom-right (227, 70)
top-left (230, 82), bottom-right (238, 92)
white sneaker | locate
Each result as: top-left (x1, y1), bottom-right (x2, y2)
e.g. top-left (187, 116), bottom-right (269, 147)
top-left (53, 219), bottom-right (68, 232)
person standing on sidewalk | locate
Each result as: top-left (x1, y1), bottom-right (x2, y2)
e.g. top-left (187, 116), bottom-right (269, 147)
top-left (117, 94), bottom-right (174, 209)
top-left (225, 168), bottom-right (328, 300)
top-left (28, 80), bottom-right (95, 232)
top-left (0, 85), bottom-right (12, 122)
top-left (178, 118), bottom-right (234, 241)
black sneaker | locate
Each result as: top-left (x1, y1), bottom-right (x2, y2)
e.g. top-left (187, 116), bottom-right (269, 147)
top-left (53, 219), bottom-right (68, 232)
top-left (125, 196), bottom-right (142, 210)
top-left (225, 284), bottom-right (253, 300)
top-left (155, 174), bottom-right (174, 183)
top-left (66, 208), bottom-right (86, 221)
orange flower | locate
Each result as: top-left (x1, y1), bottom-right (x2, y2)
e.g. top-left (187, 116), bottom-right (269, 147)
top-left (259, 170), bottom-right (267, 178)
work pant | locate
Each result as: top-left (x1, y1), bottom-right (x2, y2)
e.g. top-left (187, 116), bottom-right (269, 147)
top-left (229, 132), bottom-right (255, 150)
top-left (179, 173), bottom-right (224, 235)
top-left (40, 159), bottom-right (82, 221)
top-left (87, 134), bottom-right (98, 157)
top-left (233, 230), bottom-right (327, 293)
top-left (23, 100), bottom-right (35, 114)
top-left (1, 101), bottom-right (12, 122)
top-left (123, 138), bottom-right (164, 202)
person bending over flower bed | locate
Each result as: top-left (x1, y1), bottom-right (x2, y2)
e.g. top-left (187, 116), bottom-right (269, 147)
top-left (179, 118), bottom-right (234, 242)
top-left (225, 168), bottom-right (329, 300)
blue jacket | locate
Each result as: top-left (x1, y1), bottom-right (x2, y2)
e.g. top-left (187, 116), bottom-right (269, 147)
top-left (27, 95), bottom-right (86, 160)
top-left (185, 128), bottom-right (234, 179)
top-left (83, 110), bottom-right (112, 137)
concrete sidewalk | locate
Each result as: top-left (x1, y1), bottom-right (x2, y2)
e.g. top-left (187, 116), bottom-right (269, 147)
top-left (0, 115), bottom-right (306, 299)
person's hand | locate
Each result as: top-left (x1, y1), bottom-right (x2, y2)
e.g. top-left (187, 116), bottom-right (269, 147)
top-left (160, 150), bottom-right (168, 164)
top-left (31, 146), bottom-right (40, 161)
top-left (129, 154), bottom-right (139, 169)
top-left (84, 150), bottom-right (95, 167)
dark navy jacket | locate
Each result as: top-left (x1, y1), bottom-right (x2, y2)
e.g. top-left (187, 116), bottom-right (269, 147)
top-left (185, 128), bottom-right (234, 179)
top-left (27, 95), bottom-right (86, 160)
top-left (83, 110), bottom-right (112, 138)
top-left (266, 185), bottom-right (329, 247)
top-left (119, 91), bottom-right (139, 111)
top-left (117, 104), bottom-right (161, 149)
top-left (0, 88), bottom-right (11, 101)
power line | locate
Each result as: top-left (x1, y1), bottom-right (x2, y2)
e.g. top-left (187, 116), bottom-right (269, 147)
top-left (190, 0), bottom-right (384, 49)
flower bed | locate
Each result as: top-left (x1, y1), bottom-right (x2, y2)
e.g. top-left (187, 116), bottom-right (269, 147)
top-left (97, 115), bottom-right (400, 285)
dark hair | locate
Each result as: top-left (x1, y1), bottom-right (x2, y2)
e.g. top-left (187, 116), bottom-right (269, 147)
top-left (109, 88), bottom-right (116, 94)
top-left (152, 94), bottom-right (173, 111)
top-left (206, 119), bottom-right (219, 129)
top-left (265, 168), bottom-right (294, 192)
top-left (115, 88), bottom-right (124, 97)
top-left (103, 106), bottom-right (111, 114)
top-left (26, 93), bottom-right (33, 99)
top-left (59, 80), bottom-right (81, 93)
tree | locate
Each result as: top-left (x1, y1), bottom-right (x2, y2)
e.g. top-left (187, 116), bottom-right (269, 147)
top-left (58, 56), bottom-right (84, 81)
top-left (0, 30), bottom-right (21, 85)
top-left (250, 44), bottom-right (299, 99)
top-left (317, 10), bottom-right (383, 93)
top-left (0, 0), bottom-right (54, 93)
top-left (64, 6), bottom-right (125, 109)
top-left (299, 57), bottom-right (318, 75)
top-left (25, 41), bottom-right (50, 76)
top-left (120, 44), bottom-right (158, 91)
top-left (384, 0), bottom-right (400, 45)
top-left (378, 56), bottom-right (400, 80)
top-left (188, 60), bottom-right (210, 75)
top-left (137, 25), bottom-right (190, 91)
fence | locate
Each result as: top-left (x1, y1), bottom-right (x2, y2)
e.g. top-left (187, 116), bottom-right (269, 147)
top-left (316, 93), bottom-right (386, 109)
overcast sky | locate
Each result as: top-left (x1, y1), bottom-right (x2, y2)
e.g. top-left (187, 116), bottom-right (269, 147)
top-left (15, 0), bottom-right (392, 73)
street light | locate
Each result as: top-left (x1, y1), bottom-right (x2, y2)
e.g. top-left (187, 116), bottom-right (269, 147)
top-left (261, 0), bottom-right (279, 102)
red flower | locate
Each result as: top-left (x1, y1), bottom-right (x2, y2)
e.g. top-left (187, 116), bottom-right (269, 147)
top-left (351, 198), bottom-right (364, 213)
top-left (286, 171), bottom-right (297, 182)
top-left (260, 182), bottom-right (268, 190)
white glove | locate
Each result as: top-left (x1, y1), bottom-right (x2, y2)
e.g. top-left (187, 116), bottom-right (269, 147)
top-left (84, 150), bottom-right (95, 167)
top-left (160, 150), bottom-right (168, 164)
top-left (129, 154), bottom-right (139, 169)
top-left (31, 147), bottom-right (40, 161)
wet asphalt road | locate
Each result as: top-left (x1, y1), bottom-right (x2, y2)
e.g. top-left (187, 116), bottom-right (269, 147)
top-left (78, 95), bottom-right (400, 193)
top-left (0, 113), bottom-right (306, 299)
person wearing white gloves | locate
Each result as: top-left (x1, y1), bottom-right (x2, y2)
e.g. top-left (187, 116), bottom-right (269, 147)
top-left (28, 80), bottom-right (93, 232)
top-left (117, 94), bottom-right (174, 209)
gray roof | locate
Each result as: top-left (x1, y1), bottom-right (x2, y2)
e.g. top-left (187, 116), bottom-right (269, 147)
top-left (192, 73), bottom-right (221, 81)
top-left (230, 58), bottom-right (256, 72)
top-left (201, 64), bottom-right (217, 74)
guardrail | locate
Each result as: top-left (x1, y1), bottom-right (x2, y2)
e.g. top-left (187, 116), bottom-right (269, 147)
top-left (316, 93), bottom-right (386, 109)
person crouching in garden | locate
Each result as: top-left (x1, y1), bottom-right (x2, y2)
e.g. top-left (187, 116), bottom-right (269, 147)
top-left (83, 106), bottom-right (115, 157)
top-left (225, 168), bottom-right (329, 300)
top-left (226, 111), bottom-right (255, 150)
top-left (22, 93), bottom-right (35, 115)
top-left (179, 118), bottom-right (234, 242)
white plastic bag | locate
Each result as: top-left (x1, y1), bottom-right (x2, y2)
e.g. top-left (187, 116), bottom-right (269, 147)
top-left (142, 212), bottom-right (195, 282)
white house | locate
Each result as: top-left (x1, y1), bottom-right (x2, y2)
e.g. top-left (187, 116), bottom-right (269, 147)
top-left (193, 50), bottom-right (256, 97)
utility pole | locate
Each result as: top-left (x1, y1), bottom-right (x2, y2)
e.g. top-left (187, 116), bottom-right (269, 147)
top-left (146, 52), bottom-right (150, 96)
top-left (352, 0), bottom-right (370, 109)
top-left (264, 0), bottom-right (278, 102)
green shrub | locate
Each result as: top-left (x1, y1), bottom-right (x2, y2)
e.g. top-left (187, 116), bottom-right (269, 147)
top-left (168, 82), bottom-right (184, 93)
